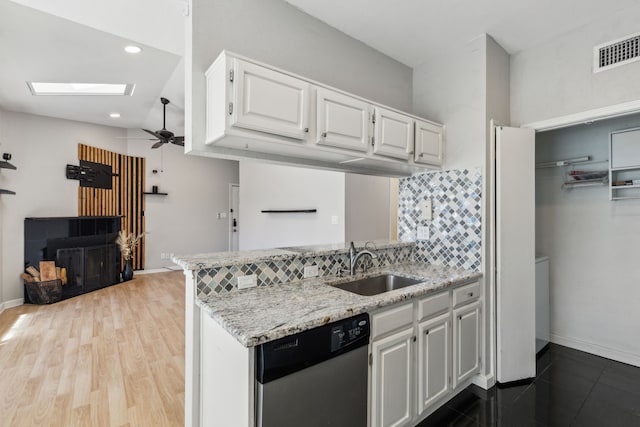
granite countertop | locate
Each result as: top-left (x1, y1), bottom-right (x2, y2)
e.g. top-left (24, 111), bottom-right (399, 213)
top-left (196, 262), bottom-right (482, 347)
top-left (172, 240), bottom-right (413, 270)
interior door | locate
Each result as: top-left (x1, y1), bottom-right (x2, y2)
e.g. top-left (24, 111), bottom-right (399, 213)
top-left (495, 126), bottom-right (536, 383)
top-left (230, 184), bottom-right (240, 251)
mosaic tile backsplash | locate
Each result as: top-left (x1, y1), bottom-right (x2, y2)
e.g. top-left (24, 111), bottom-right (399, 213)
top-left (196, 245), bottom-right (414, 298)
top-left (398, 168), bottom-right (482, 271)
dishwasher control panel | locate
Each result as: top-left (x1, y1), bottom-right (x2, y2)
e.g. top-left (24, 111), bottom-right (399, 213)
top-left (257, 313), bottom-right (370, 384)
top-left (331, 315), bottom-right (369, 352)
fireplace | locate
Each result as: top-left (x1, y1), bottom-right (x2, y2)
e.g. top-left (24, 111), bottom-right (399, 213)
top-left (24, 216), bottom-right (121, 302)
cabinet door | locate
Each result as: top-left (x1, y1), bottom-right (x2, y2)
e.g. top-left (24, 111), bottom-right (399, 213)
top-left (417, 312), bottom-right (451, 415)
top-left (414, 120), bottom-right (444, 166)
top-left (316, 88), bottom-right (371, 152)
top-left (373, 107), bottom-right (414, 160)
top-left (371, 327), bottom-right (414, 427)
top-left (232, 59), bottom-right (310, 140)
top-left (453, 301), bottom-right (481, 388)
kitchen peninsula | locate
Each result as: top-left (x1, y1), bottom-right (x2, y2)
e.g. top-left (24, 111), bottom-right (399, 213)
top-left (174, 240), bottom-right (483, 427)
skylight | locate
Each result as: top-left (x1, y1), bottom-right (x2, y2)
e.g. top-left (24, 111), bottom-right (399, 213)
top-left (26, 82), bottom-right (135, 96)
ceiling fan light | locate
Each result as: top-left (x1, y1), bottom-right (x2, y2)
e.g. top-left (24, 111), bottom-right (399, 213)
top-left (109, 113), bottom-right (120, 118)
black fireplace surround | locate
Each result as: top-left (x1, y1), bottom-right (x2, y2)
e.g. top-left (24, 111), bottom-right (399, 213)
top-left (24, 216), bottom-right (122, 302)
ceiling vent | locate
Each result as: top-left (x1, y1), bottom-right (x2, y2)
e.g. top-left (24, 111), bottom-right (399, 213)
top-left (594, 32), bottom-right (640, 73)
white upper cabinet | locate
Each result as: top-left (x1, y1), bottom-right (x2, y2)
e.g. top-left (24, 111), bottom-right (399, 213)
top-left (232, 59), bottom-right (310, 140)
top-left (373, 107), bottom-right (414, 160)
top-left (415, 120), bottom-right (444, 166)
top-left (316, 88), bottom-right (371, 152)
top-left (204, 51), bottom-right (445, 176)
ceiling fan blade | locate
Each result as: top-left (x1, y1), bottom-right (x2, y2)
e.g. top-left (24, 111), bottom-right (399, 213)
top-left (171, 136), bottom-right (185, 146)
top-left (115, 137), bottom-right (158, 140)
top-left (151, 140), bottom-right (166, 149)
top-left (143, 128), bottom-right (164, 139)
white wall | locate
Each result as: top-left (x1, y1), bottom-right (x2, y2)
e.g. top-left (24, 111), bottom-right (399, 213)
top-left (511, 3), bottom-right (640, 126)
top-left (0, 109), bottom-right (6, 308)
top-left (126, 129), bottom-right (238, 269)
top-left (0, 110), bottom-right (126, 302)
top-left (9, 0), bottom-right (185, 55)
top-left (238, 161), bottom-right (344, 250)
top-left (0, 110), bottom-right (238, 305)
top-left (345, 174), bottom-right (392, 242)
top-left (187, 0), bottom-right (413, 152)
top-left (413, 35), bottom-right (486, 171)
top-left (536, 113), bottom-right (640, 365)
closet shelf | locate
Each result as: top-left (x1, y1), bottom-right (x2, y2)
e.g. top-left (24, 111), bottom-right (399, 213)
top-left (561, 177), bottom-right (608, 190)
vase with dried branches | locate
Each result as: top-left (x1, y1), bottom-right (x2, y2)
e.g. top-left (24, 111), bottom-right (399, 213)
top-left (115, 230), bottom-right (144, 281)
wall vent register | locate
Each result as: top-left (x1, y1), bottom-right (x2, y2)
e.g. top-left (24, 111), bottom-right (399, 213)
top-left (594, 31), bottom-right (640, 72)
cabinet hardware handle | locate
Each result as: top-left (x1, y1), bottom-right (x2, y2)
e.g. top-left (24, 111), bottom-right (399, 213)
top-left (425, 330), bottom-right (429, 335)
top-left (468, 292), bottom-right (474, 297)
top-left (419, 153), bottom-right (424, 157)
top-left (458, 315), bottom-right (462, 320)
top-left (304, 128), bottom-right (309, 133)
top-left (321, 132), bottom-right (327, 138)
top-left (409, 151), bottom-right (414, 155)
top-left (412, 336), bottom-right (416, 342)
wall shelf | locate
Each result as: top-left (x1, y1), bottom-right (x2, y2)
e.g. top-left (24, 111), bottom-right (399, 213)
top-left (143, 192), bottom-right (168, 196)
top-left (0, 189), bottom-right (16, 195)
top-left (260, 209), bottom-right (317, 213)
top-left (609, 127), bottom-right (640, 200)
top-left (0, 160), bottom-right (17, 170)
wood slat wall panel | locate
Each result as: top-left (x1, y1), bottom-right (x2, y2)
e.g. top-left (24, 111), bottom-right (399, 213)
top-left (78, 144), bottom-right (145, 270)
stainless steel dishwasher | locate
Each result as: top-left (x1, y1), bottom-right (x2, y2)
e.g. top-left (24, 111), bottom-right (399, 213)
top-left (256, 313), bottom-right (370, 427)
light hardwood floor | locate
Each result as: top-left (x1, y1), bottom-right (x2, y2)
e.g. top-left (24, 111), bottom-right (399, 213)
top-left (0, 271), bottom-right (185, 427)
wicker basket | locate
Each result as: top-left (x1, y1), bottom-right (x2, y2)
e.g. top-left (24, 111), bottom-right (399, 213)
top-left (24, 279), bottom-right (62, 304)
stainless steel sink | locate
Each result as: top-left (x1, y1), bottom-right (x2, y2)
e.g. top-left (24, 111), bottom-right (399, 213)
top-left (331, 274), bottom-right (422, 296)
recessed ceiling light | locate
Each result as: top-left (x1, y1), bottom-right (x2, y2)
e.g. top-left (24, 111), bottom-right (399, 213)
top-left (124, 45), bottom-right (142, 54)
top-left (27, 82), bottom-right (135, 96)
top-left (109, 113), bottom-right (121, 118)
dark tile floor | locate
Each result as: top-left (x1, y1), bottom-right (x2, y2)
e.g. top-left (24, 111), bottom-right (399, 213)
top-left (417, 343), bottom-right (640, 426)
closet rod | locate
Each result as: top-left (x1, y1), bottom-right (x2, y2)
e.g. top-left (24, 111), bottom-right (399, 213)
top-left (536, 156), bottom-right (591, 168)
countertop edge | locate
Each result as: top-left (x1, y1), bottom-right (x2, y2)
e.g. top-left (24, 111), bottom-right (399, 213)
top-left (196, 267), bottom-right (482, 348)
top-left (173, 240), bottom-right (414, 270)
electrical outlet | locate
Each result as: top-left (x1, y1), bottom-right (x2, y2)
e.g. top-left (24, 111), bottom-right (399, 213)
top-left (304, 265), bottom-right (319, 278)
top-left (237, 274), bottom-right (257, 289)
top-left (331, 215), bottom-right (338, 225)
top-left (421, 199), bottom-right (433, 221)
top-left (417, 226), bottom-right (430, 240)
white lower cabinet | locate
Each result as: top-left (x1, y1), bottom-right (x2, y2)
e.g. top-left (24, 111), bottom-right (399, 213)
top-left (370, 281), bottom-right (481, 427)
top-left (417, 312), bottom-right (451, 414)
top-left (371, 327), bottom-right (414, 427)
top-left (453, 300), bottom-right (481, 388)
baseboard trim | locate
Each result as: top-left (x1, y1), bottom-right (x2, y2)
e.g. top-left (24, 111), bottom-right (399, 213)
top-left (136, 267), bottom-right (182, 275)
top-left (550, 333), bottom-right (640, 367)
top-left (472, 373), bottom-right (495, 390)
top-left (0, 298), bottom-right (24, 314)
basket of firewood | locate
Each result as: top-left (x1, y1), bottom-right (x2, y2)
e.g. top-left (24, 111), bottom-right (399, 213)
top-left (22, 262), bottom-right (66, 304)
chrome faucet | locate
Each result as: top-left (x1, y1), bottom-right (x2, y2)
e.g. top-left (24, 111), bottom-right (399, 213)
top-left (349, 241), bottom-right (377, 275)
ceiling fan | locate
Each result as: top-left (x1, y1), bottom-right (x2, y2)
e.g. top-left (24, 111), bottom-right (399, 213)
top-left (133, 97), bottom-right (184, 149)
